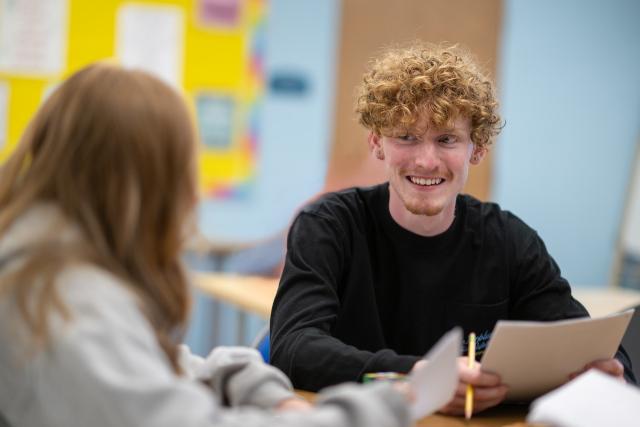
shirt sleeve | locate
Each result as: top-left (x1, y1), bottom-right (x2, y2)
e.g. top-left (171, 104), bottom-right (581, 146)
top-left (192, 346), bottom-right (296, 409)
top-left (15, 266), bottom-right (411, 427)
top-left (270, 212), bottom-right (419, 391)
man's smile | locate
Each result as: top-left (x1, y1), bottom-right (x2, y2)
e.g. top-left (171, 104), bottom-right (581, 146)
top-left (407, 176), bottom-right (446, 187)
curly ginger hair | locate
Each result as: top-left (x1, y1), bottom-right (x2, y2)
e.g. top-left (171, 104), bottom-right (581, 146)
top-left (356, 43), bottom-right (502, 149)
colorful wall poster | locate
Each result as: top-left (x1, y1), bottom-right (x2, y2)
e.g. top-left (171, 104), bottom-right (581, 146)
top-left (0, 0), bottom-right (269, 201)
top-left (197, 0), bottom-right (267, 199)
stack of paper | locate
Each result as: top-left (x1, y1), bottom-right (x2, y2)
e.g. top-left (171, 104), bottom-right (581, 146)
top-left (527, 369), bottom-right (640, 427)
top-left (481, 309), bottom-right (634, 400)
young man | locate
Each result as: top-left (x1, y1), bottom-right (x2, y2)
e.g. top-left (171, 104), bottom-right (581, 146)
top-left (270, 44), bottom-right (635, 415)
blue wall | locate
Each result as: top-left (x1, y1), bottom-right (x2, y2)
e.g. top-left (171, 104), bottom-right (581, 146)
top-left (495, 0), bottom-right (640, 286)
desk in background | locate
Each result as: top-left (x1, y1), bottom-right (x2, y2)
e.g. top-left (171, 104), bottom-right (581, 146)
top-left (189, 272), bottom-right (640, 348)
top-left (191, 271), bottom-right (278, 319)
top-left (191, 271), bottom-right (640, 321)
top-left (572, 287), bottom-right (640, 317)
top-left (189, 272), bottom-right (279, 347)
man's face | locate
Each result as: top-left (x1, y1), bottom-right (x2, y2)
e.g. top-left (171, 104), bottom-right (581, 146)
top-left (369, 115), bottom-right (483, 218)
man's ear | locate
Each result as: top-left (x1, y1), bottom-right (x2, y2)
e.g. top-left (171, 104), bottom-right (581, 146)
top-left (470, 146), bottom-right (487, 165)
top-left (368, 132), bottom-right (385, 160)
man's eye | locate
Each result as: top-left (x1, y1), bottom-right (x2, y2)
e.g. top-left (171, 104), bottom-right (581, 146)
top-left (438, 135), bottom-right (457, 144)
top-left (399, 134), bottom-right (418, 142)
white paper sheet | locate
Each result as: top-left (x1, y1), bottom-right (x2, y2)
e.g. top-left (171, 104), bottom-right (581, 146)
top-left (408, 327), bottom-right (461, 420)
top-left (527, 369), bottom-right (640, 427)
top-left (116, 4), bottom-right (184, 87)
top-left (0, 0), bottom-right (68, 75)
top-left (481, 309), bottom-right (634, 401)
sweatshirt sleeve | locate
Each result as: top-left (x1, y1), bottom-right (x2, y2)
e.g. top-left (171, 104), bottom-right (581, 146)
top-left (270, 212), bottom-right (420, 391)
top-left (6, 266), bottom-right (411, 427)
top-left (192, 346), bottom-right (296, 409)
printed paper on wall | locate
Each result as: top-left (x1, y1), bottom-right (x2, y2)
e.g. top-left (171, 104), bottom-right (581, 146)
top-left (116, 3), bottom-right (184, 87)
top-left (0, 0), bottom-right (68, 76)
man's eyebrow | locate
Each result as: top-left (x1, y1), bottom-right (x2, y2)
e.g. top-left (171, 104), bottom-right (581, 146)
top-left (398, 123), bottom-right (466, 135)
top-left (437, 125), bottom-right (468, 134)
top-left (390, 127), bottom-right (413, 136)
top-left (431, 127), bottom-right (458, 134)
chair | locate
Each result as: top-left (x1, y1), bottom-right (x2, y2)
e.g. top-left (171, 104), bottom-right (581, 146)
top-left (251, 324), bottom-right (270, 363)
top-left (621, 304), bottom-right (640, 382)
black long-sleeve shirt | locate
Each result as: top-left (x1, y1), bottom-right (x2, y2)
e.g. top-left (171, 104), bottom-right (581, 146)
top-left (270, 184), bottom-right (635, 391)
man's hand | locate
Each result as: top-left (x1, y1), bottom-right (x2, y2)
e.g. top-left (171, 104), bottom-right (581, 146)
top-left (568, 358), bottom-right (625, 382)
top-left (437, 356), bottom-right (508, 416)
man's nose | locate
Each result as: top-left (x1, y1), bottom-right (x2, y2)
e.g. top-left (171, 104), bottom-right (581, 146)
top-left (414, 142), bottom-right (440, 170)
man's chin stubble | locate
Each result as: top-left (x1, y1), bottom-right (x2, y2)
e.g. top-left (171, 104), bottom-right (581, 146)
top-left (405, 202), bottom-right (443, 217)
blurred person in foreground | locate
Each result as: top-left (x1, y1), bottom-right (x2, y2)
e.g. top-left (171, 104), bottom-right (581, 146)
top-left (0, 63), bottom-right (411, 427)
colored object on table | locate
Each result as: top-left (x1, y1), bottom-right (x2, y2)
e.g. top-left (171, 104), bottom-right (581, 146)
top-left (363, 372), bottom-right (407, 383)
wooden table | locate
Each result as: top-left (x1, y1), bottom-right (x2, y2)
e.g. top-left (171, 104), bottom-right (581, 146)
top-left (296, 390), bottom-right (534, 427)
top-left (190, 271), bottom-right (279, 319)
top-left (414, 405), bottom-right (532, 427)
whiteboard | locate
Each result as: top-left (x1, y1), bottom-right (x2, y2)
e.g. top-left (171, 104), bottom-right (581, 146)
top-left (618, 141), bottom-right (640, 289)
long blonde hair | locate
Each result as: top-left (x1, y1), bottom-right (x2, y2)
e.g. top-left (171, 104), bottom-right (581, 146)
top-left (0, 63), bottom-right (197, 371)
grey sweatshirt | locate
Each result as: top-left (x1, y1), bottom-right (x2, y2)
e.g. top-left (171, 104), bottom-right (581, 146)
top-left (0, 204), bottom-right (410, 427)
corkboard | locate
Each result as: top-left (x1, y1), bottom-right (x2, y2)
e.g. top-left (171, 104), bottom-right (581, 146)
top-left (326, 0), bottom-right (503, 201)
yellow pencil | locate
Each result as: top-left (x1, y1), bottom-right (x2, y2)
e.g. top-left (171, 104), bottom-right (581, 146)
top-left (465, 332), bottom-right (476, 420)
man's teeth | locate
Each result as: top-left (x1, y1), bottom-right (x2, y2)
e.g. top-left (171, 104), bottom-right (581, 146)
top-left (410, 177), bottom-right (443, 186)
